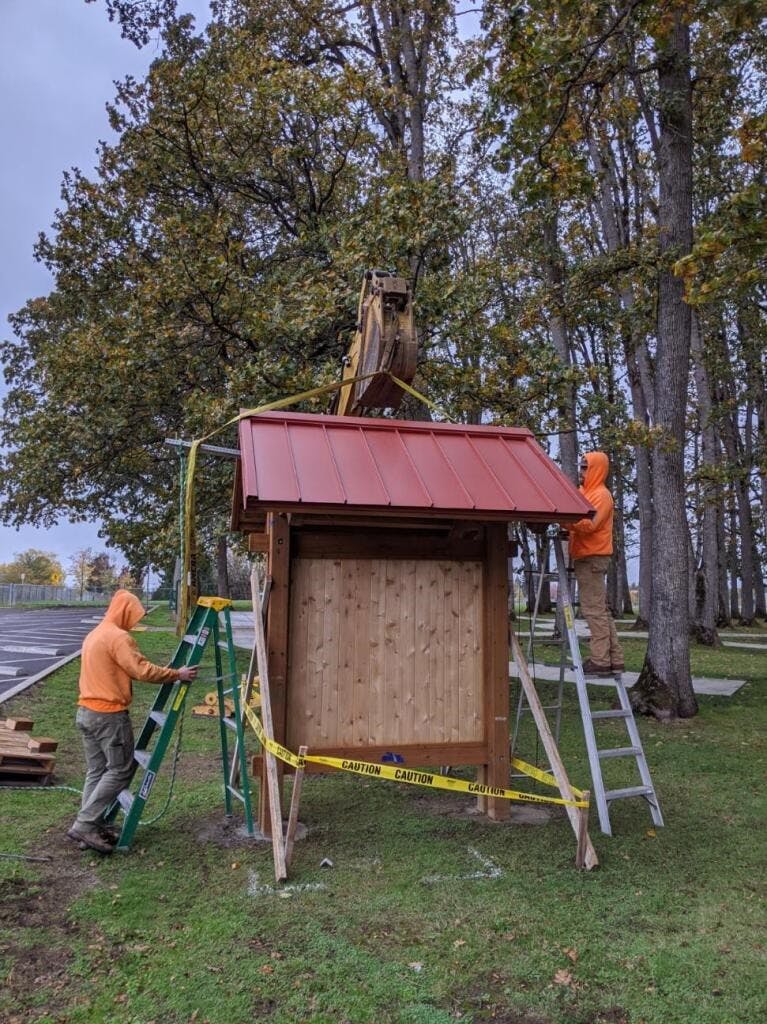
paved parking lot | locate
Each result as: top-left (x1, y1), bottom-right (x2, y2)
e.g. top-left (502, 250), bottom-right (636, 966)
top-left (0, 607), bottom-right (105, 703)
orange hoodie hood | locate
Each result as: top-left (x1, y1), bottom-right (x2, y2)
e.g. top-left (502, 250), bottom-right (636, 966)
top-left (78, 590), bottom-right (178, 713)
top-left (104, 589), bottom-right (146, 631)
top-left (581, 451), bottom-right (609, 495)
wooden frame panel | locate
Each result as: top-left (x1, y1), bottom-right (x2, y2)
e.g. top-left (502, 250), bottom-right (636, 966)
top-left (285, 557), bottom-right (484, 752)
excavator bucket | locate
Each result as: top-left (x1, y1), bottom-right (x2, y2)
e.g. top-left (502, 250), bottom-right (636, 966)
top-left (335, 270), bottom-right (417, 416)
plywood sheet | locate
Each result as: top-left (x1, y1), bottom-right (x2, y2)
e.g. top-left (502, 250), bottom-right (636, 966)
top-left (286, 558), bottom-right (483, 750)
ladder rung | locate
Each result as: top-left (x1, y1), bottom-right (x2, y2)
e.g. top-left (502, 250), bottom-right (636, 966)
top-left (597, 746), bottom-right (641, 760)
top-left (226, 784), bottom-right (246, 803)
top-left (182, 634), bottom-right (198, 644)
top-left (149, 711), bottom-right (168, 727)
top-left (591, 709), bottom-right (630, 720)
top-left (117, 789), bottom-right (134, 812)
top-left (604, 785), bottom-right (655, 802)
top-left (217, 641), bottom-right (231, 650)
top-left (134, 750), bottom-right (152, 768)
top-left (223, 717), bottom-right (238, 731)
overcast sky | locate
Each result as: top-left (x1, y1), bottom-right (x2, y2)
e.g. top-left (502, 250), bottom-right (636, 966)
top-left (0, 0), bottom-right (209, 571)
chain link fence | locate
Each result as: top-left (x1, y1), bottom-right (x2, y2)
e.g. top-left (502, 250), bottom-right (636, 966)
top-left (0, 583), bottom-right (110, 608)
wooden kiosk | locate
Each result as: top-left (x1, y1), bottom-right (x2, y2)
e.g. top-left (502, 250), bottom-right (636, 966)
top-left (232, 411), bottom-right (593, 830)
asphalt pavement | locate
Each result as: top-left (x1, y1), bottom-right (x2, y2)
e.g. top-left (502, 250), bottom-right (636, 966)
top-left (0, 607), bottom-right (104, 704)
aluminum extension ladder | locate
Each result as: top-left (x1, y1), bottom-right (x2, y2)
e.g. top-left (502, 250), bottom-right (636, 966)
top-left (512, 529), bottom-right (664, 836)
top-left (105, 597), bottom-right (255, 850)
top-left (512, 534), bottom-right (570, 754)
top-left (548, 532), bottom-right (664, 835)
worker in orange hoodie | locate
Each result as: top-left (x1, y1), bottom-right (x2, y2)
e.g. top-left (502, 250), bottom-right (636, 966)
top-left (567, 452), bottom-right (625, 677)
top-left (66, 590), bottom-right (197, 854)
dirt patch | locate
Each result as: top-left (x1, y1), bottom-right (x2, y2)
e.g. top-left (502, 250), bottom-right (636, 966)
top-left (0, 942), bottom-right (78, 1023)
top-left (588, 1010), bottom-right (629, 1024)
top-left (190, 808), bottom-right (307, 848)
top-left (174, 751), bottom-right (222, 783)
top-left (408, 791), bottom-right (553, 825)
top-left (0, 830), bottom-right (101, 928)
top-left (0, 830), bottom-right (104, 1023)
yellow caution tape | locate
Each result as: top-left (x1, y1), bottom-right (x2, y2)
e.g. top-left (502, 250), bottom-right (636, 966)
top-left (243, 702), bottom-right (588, 809)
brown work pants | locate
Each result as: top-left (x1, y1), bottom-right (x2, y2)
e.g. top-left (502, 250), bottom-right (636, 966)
top-left (573, 555), bottom-right (623, 668)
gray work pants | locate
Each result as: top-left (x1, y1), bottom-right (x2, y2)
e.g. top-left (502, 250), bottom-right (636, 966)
top-left (74, 707), bottom-right (134, 828)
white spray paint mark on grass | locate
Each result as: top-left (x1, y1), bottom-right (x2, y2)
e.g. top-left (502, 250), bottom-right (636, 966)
top-left (421, 846), bottom-right (503, 885)
top-left (247, 870), bottom-right (327, 898)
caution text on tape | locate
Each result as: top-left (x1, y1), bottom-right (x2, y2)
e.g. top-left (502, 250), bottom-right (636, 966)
top-left (243, 703), bottom-right (588, 809)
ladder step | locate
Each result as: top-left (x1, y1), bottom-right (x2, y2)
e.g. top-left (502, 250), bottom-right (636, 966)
top-left (217, 641), bottom-right (231, 650)
top-left (133, 750), bottom-right (152, 768)
top-left (223, 717), bottom-right (238, 731)
top-left (597, 746), bottom-right (642, 760)
top-left (182, 634), bottom-right (198, 644)
top-left (149, 711), bottom-right (168, 727)
top-left (604, 785), bottom-right (655, 802)
top-left (591, 709), bottom-right (630, 719)
top-left (117, 789), bottom-right (134, 812)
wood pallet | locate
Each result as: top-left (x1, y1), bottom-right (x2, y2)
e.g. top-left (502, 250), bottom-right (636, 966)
top-left (0, 718), bottom-right (58, 785)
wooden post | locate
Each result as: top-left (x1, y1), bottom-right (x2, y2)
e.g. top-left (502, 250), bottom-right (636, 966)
top-left (253, 563), bottom-right (288, 882)
top-left (285, 745), bottom-right (308, 868)
top-left (259, 512), bottom-right (290, 835)
top-left (576, 790), bottom-right (591, 869)
top-left (482, 524), bottom-right (511, 820)
top-left (510, 629), bottom-right (599, 869)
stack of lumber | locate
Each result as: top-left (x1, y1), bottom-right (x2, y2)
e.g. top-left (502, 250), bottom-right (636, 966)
top-left (0, 718), bottom-right (57, 785)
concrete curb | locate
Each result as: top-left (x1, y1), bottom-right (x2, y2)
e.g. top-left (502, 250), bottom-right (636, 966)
top-left (0, 649), bottom-right (82, 706)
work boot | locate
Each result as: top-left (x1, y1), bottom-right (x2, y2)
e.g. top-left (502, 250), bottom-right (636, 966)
top-left (581, 659), bottom-right (613, 677)
top-left (66, 826), bottom-right (114, 855)
top-left (97, 824), bottom-right (120, 844)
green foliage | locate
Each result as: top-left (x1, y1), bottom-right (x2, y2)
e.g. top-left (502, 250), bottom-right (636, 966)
top-left (0, 547), bottom-right (65, 584)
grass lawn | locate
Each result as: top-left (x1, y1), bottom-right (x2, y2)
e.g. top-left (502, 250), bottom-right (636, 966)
top-left (0, 611), bottom-right (765, 1024)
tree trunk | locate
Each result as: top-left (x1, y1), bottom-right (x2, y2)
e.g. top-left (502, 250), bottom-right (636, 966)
top-left (543, 208), bottom-right (578, 484)
top-left (587, 133), bottom-right (653, 627)
top-left (728, 504), bottom-right (740, 621)
top-left (216, 535), bottom-right (230, 599)
top-left (716, 501), bottom-right (731, 627)
top-left (690, 312), bottom-right (720, 645)
top-left (633, 10), bottom-right (697, 720)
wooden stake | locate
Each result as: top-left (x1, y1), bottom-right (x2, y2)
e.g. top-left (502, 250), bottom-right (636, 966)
top-left (252, 566), bottom-right (288, 882)
top-left (576, 790), bottom-right (590, 869)
top-left (285, 745), bottom-right (308, 868)
top-left (510, 629), bottom-right (599, 870)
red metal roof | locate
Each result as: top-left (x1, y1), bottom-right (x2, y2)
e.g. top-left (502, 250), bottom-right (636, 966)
top-left (234, 411), bottom-right (593, 525)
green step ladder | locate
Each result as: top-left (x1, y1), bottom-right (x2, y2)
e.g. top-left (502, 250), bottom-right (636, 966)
top-left (105, 597), bottom-right (255, 851)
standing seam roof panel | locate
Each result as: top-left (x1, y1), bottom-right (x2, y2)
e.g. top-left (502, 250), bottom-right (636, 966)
top-left (287, 423), bottom-right (347, 504)
top-left (363, 429), bottom-right (434, 507)
top-left (236, 412), bottom-right (593, 520)
top-left (399, 431), bottom-right (475, 508)
top-left (323, 425), bottom-right (391, 505)
top-left (472, 436), bottom-right (558, 514)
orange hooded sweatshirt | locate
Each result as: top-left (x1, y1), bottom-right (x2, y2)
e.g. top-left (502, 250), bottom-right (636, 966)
top-left (568, 451), bottom-right (614, 560)
top-left (78, 590), bottom-right (181, 713)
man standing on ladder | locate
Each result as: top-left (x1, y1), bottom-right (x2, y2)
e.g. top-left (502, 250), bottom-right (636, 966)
top-left (66, 590), bottom-right (198, 854)
top-left (566, 452), bottom-right (625, 677)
